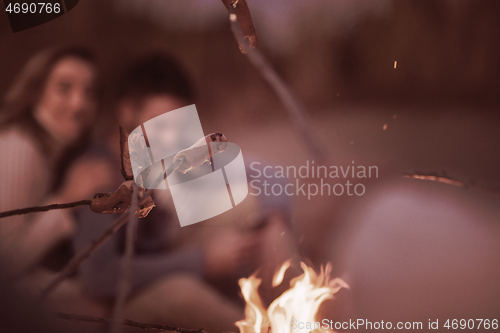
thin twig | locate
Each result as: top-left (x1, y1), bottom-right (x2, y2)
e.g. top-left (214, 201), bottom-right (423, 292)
top-left (40, 157), bottom-right (185, 298)
top-left (54, 312), bottom-right (209, 333)
top-left (227, 5), bottom-right (500, 195)
top-left (0, 200), bottom-right (91, 219)
top-left (228, 5), bottom-right (326, 161)
top-left (40, 211), bottom-right (129, 298)
top-left (111, 184), bottom-right (139, 333)
top-left (1, 158), bottom-right (185, 220)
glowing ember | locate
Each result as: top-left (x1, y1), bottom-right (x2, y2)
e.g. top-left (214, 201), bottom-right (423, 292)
top-left (236, 261), bottom-right (348, 333)
top-left (404, 174), bottom-right (465, 187)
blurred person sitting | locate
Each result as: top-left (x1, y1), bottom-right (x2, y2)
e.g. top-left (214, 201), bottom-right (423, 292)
top-left (64, 53), bottom-right (293, 332)
top-left (0, 47), bottom-right (99, 274)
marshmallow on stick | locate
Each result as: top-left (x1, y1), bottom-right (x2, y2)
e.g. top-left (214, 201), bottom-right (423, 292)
top-left (174, 133), bottom-right (227, 174)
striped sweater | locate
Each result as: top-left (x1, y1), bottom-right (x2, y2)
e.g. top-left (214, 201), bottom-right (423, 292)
top-left (0, 128), bottom-right (73, 272)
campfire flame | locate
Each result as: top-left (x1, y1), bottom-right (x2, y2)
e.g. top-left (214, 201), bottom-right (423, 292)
top-left (236, 261), bottom-right (348, 333)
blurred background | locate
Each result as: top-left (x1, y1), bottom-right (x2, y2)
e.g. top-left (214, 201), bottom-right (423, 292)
top-left (4, 0), bottom-right (499, 261)
top-left (2, 0), bottom-right (500, 268)
top-left (1, 1), bottom-right (500, 330)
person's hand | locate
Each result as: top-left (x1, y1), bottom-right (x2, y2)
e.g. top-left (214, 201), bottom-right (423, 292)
top-left (203, 229), bottom-right (259, 279)
top-left (57, 158), bottom-right (115, 203)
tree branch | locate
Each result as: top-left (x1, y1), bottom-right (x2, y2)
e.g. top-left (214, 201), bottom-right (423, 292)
top-left (111, 184), bottom-right (139, 333)
top-left (54, 312), bottom-right (209, 333)
top-left (227, 3), bottom-right (326, 161)
top-left (40, 157), bottom-right (185, 298)
top-left (40, 210), bottom-right (129, 298)
top-left (0, 200), bottom-right (91, 219)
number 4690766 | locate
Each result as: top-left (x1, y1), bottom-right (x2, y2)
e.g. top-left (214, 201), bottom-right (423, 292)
top-left (444, 319), bottom-right (498, 330)
top-left (5, 2), bottom-right (61, 14)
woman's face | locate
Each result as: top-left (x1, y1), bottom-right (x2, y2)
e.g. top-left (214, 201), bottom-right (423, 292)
top-left (34, 56), bottom-right (97, 145)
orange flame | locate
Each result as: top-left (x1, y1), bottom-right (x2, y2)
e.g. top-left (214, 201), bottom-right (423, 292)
top-left (236, 261), bottom-right (348, 333)
top-left (236, 275), bottom-right (269, 333)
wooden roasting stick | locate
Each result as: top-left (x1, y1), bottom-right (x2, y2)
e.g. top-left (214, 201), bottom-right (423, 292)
top-left (223, 2), bottom-right (496, 194)
top-left (226, 1), bottom-right (326, 161)
top-left (40, 210), bottom-right (130, 298)
top-left (110, 132), bottom-right (227, 333)
top-left (0, 126), bottom-right (150, 220)
top-left (0, 130), bottom-right (227, 219)
top-left (111, 183), bottom-right (139, 333)
top-left (175, 133), bottom-right (227, 173)
top-left (40, 131), bottom-right (228, 298)
top-left (54, 312), bottom-right (208, 333)
top-left (0, 200), bottom-right (92, 219)
top-left (221, 0), bottom-right (257, 53)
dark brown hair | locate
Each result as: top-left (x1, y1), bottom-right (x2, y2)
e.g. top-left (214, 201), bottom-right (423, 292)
top-left (116, 53), bottom-right (195, 107)
top-left (1, 46), bottom-right (98, 153)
